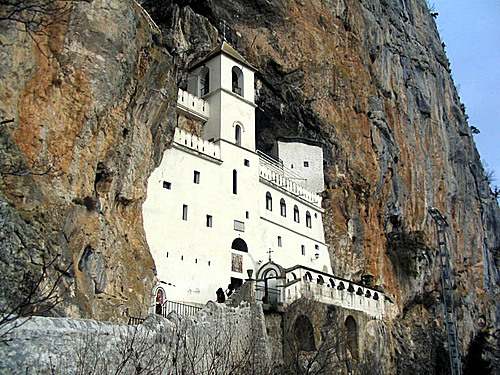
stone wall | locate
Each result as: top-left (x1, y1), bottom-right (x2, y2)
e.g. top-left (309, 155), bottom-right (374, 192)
top-left (0, 302), bottom-right (272, 374)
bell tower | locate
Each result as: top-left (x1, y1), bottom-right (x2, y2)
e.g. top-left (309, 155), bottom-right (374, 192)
top-left (187, 42), bottom-right (257, 151)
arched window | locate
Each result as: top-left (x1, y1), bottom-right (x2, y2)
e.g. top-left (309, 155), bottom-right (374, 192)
top-left (345, 316), bottom-right (359, 360)
top-left (303, 272), bottom-right (312, 282)
top-left (266, 192), bottom-right (272, 211)
top-left (306, 211), bottom-right (312, 228)
top-left (294, 205), bottom-right (300, 223)
top-left (231, 238), bottom-right (248, 252)
top-left (317, 275), bottom-right (324, 285)
top-left (235, 124), bottom-right (241, 146)
top-left (329, 278), bottom-right (335, 288)
top-left (294, 315), bottom-right (315, 351)
top-left (233, 170), bottom-right (237, 194)
top-left (232, 66), bottom-right (243, 96)
top-left (200, 66), bottom-right (209, 96)
top-left (280, 198), bottom-right (286, 217)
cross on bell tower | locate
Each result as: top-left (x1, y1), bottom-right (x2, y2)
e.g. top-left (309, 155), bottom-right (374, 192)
top-left (219, 20), bottom-right (228, 41)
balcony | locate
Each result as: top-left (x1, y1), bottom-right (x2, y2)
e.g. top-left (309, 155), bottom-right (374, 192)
top-left (258, 154), bottom-right (322, 207)
top-left (176, 88), bottom-right (209, 122)
top-left (255, 265), bottom-right (386, 319)
top-left (173, 128), bottom-right (221, 160)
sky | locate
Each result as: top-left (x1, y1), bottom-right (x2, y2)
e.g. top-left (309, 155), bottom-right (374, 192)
top-left (431, 0), bottom-right (500, 184)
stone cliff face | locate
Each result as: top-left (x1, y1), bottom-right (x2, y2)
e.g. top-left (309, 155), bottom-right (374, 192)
top-left (0, 0), bottom-right (177, 320)
top-left (1, 0), bottom-right (499, 372)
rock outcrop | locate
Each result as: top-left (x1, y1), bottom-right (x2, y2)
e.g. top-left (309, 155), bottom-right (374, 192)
top-left (0, 0), bottom-right (177, 320)
top-left (1, 0), bottom-right (499, 371)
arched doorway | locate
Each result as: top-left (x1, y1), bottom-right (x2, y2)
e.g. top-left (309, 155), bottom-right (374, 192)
top-left (155, 287), bottom-right (165, 315)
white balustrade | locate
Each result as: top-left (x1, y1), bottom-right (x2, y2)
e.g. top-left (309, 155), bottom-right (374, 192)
top-left (259, 162), bottom-right (322, 207)
top-left (176, 89), bottom-right (209, 121)
top-left (282, 268), bottom-right (385, 318)
top-left (173, 128), bottom-right (221, 159)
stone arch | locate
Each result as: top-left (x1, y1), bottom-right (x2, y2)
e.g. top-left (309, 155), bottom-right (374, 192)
top-left (294, 315), bottom-right (316, 351)
top-left (231, 238), bottom-right (248, 252)
top-left (345, 315), bottom-right (359, 361)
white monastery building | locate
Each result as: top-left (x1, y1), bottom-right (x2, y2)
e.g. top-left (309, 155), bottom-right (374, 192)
top-left (143, 42), bottom-right (386, 319)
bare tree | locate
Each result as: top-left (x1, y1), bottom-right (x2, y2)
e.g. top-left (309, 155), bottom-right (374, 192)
top-left (0, 254), bottom-right (72, 342)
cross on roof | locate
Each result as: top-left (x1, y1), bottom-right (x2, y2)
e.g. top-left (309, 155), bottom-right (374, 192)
top-left (267, 248), bottom-right (273, 261)
top-left (219, 20), bottom-right (228, 41)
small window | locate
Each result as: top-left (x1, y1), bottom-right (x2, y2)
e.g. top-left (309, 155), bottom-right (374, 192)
top-left (266, 192), bottom-right (272, 211)
top-left (306, 211), bottom-right (312, 228)
top-left (235, 124), bottom-right (242, 146)
top-left (301, 245), bottom-right (305, 256)
top-left (294, 205), bottom-right (300, 223)
top-left (291, 164), bottom-right (294, 169)
top-left (166, 252), bottom-right (169, 258)
top-left (304, 161), bottom-right (309, 167)
top-left (208, 261), bottom-right (211, 266)
top-left (194, 171), bottom-right (200, 184)
top-left (278, 236), bottom-right (282, 247)
top-left (315, 245), bottom-right (319, 251)
top-left (163, 181), bottom-right (171, 189)
top-left (233, 170), bottom-right (237, 194)
top-left (280, 198), bottom-right (286, 217)
top-left (244, 159), bottom-right (250, 167)
top-left (182, 205), bottom-right (188, 220)
top-left (200, 66), bottom-right (210, 96)
top-left (206, 215), bottom-right (213, 227)
top-left (195, 258), bottom-right (198, 264)
top-left (181, 255), bottom-right (184, 261)
top-left (246, 211), bottom-right (250, 219)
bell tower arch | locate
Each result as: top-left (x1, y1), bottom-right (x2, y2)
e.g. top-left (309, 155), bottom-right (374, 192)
top-left (188, 42), bottom-right (256, 150)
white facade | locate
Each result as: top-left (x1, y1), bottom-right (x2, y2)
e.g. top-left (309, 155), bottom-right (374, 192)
top-left (143, 42), bottom-right (386, 318)
top-left (272, 139), bottom-right (325, 193)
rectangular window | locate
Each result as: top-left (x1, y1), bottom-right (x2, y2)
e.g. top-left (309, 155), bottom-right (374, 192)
top-left (278, 236), bottom-right (282, 247)
top-left (206, 215), bottom-right (213, 227)
top-left (315, 245), bottom-right (319, 251)
top-left (304, 161), bottom-right (309, 167)
top-left (301, 245), bottom-right (305, 256)
top-left (244, 159), bottom-right (250, 167)
top-left (233, 170), bottom-right (237, 194)
top-left (234, 220), bottom-right (245, 232)
top-left (194, 170), bottom-right (200, 184)
top-left (182, 204), bottom-right (188, 220)
top-left (163, 181), bottom-right (171, 189)
top-left (246, 211), bottom-right (250, 219)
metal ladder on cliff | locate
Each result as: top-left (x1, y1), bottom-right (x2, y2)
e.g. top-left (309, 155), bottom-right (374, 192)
top-left (428, 207), bottom-right (462, 375)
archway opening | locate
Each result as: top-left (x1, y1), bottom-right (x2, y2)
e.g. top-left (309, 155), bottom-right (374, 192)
top-left (231, 238), bottom-right (248, 252)
top-left (294, 315), bottom-right (316, 351)
top-left (232, 66), bottom-right (243, 95)
top-left (345, 315), bottom-right (359, 361)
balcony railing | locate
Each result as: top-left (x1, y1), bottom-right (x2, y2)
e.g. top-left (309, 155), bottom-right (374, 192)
top-left (259, 161), bottom-right (321, 207)
top-left (157, 300), bottom-right (203, 318)
top-left (177, 88), bottom-right (209, 121)
top-left (254, 265), bottom-right (386, 318)
top-left (174, 128), bottom-right (221, 160)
